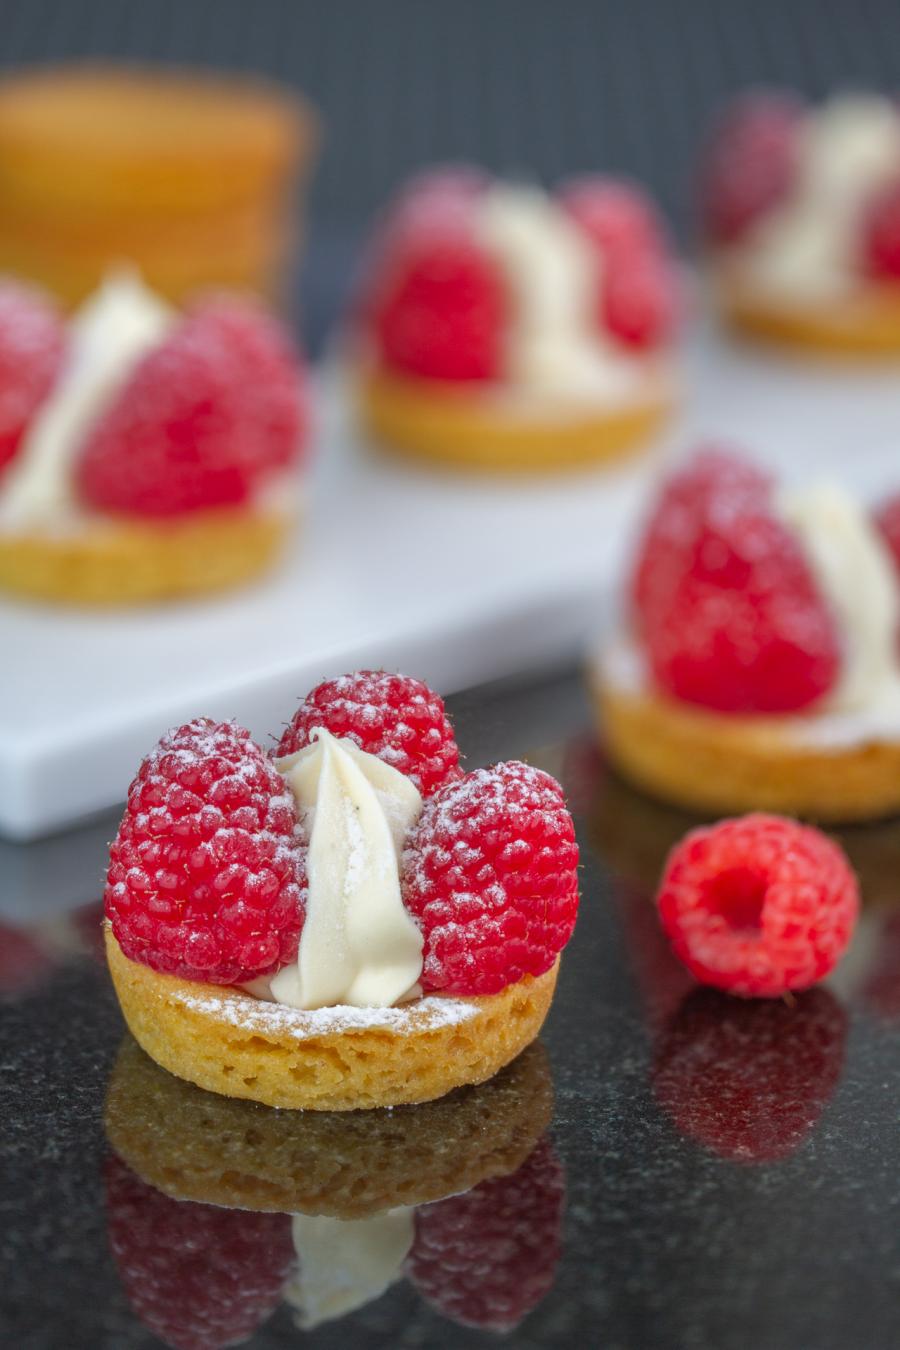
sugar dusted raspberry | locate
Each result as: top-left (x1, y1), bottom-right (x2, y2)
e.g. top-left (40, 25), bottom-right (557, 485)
top-left (653, 986), bottom-right (847, 1161)
top-left (632, 447), bottom-right (840, 714)
top-left (861, 179), bottom-right (900, 280)
top-left (76, 299), bottom-right (306, 517)
top-left (401, 761), bottom-right (579, 996)
top-left (407, 1137), bottom-right (564, 1331)
top-left (105, 719), bottom-right (305, 985)
top-left (105, 1153), bottom-right (294, 1350)
top-left (277, 670), bottom-right (460, 798)
top-left (702, 91), bottom-right (803, 244)
top-left (367, 189), bottom-right (505, 381)
top-left (0, 280), bottom-right (65, 475)
top-left (657, 814), bottom-right (859, 998)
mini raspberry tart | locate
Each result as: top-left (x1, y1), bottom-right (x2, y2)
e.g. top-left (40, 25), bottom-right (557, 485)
top-left (351, 166), bottom-right (680, 472)
top-left (0, 268), bottom-right (307, 604)
top-left (103, 670), bottom-right (580, 1110)
top-left (703, 91), bottom-right (900, 355)
top-left (589, 447), bottom-right (900, 821)
top-left (104, 1036), bottom-right (561, 1336)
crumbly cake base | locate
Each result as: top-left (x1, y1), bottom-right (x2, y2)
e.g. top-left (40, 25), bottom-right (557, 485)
top-left (357, 366), bottom-right (671, 472)
top-left (717, 268), bottom-right (900, 356)
top-left (105, 927), bottom-right (558, 1111)
top-left (104, 1033), bottom-right (552, 1218)
top-left (592, 663), bottom-right (900, 824)
top-left (0, 506), bottom-right (291, 604)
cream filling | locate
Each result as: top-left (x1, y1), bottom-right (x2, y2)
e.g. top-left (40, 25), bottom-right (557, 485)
top-left (475, 184), bottom-right (651, 404)
top-left (257, 730), bottom-right (424, 1011)
top-left (0, 269), bottom-right (174, 528)
top-left (728, 94), bottom-right (900, 304)
top-left (283, 1209), bottom-right (414, 1330)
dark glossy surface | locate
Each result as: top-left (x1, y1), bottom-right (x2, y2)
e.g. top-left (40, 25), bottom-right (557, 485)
top-left (2, 667), bottom-right (899, 1350)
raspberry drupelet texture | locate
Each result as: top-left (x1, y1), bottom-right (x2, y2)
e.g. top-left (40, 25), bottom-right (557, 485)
top-left (105, 1153), bottom-right (295, 1350)
top-left (76, 300), bottom-right (305, 517)
top-left (407, 1136), bottom-right (564, 1331)
top-left (277, 670), bottom-right (460, 798)
top-left (401, 761), bottom-right (579, 996)
top-left (0, 280), bottom-right (65, 475)
top-left (632, 448), bottom-right (841, 713)
top-left (702, 91), bottom-right (803, 244)
top-left (657, 814), bottom-right (858, 998)
top-left (105, 719), bottom-right (305, 985)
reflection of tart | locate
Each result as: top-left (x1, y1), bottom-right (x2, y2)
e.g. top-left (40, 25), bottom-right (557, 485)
top-left (104, 670), bottom-right (580, 1109)
top-left (353, 167), bottom-right (679, 472)
top-left (104, 1039), bottom-right (563, 1339)
top-left (0, 65), bottom-right (316, 307)
top-left (0, 271), bottom-right (307, 604)
top-left (591, 448), bottom-right (900, 821)
top-left (703, 91), bottom-right (900, 355)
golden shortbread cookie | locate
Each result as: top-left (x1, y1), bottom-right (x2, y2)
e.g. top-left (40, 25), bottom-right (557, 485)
top-left (591, 658), bottom-right (900, 824)
top-left (105, 926), bottom-right (558, 1111)
top-left (357, 366), bottom-right (672, 473)
top-left (716, 266), bottom-right (900, 357)
top-left (0, 507), bottom-right (292, 605)
top-left (104, 1034), bottom-right (553, 1218)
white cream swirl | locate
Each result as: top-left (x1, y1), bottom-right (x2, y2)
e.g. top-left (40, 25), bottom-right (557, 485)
top-left (268, 729), bottom-right (424, 1011)
top-left (0, 269), bottom-right (174, 528)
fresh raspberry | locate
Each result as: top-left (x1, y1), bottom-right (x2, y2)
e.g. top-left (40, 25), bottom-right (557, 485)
top-left (861, 179), bottom-right (900, 280)
top-left (277, 670), bottom-right (460, 798)
top-left (104, 719), bottom-right (305, 985)
top-left (873, 491), bottom-right (900, 573)
top-left (76, 300), bottom-right (305, 517)
top-left (702, 92), bottom-right (803, 244)
top-left (105, 1153), bottom-right (294, 1350)
top-left (632, 448), bottom-right (840, 713)
top-left (367, 195), bottom-right (505, 381)
top-left (401, 761), bottom-right (579, 996)
top-left (862, 910), bottom-right (900, 1020)
top-left (407, 1137), bottom-right (564, 1331)
top-left (657, 814), bottom-right (859, 998)
top-left (652, 986), bottom-right (846, 1162)
top-left (561, 177), bottom-right (677, 349)
top-left (0, 280), bottom-right (64, 475)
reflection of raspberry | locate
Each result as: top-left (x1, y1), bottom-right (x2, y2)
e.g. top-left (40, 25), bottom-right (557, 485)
top-left (407, 1136), bottom-right (564, 1331)
top-left (105, 1153), bottom-right (294, 1350)
top-left (653, 986), bottom-right (847, 1162)
top-left (77, 300), bottom-right (305, 516)
top-left (702, 92), bottom-right (803, 243)
top-left (862, 910), bottom-right (900, 1020)
top-left (657, 814), bottom-right (858, 998)
top-left (277, 670), bottom-right (460, 798)
top-left (0, 280), bottom-right (64, 475)
top-left (105, 719), bottom-right (305, 985)
top-left (402, 762), bottom-right (579, 995)
top-left (632, 448), bottom-right (840, 713)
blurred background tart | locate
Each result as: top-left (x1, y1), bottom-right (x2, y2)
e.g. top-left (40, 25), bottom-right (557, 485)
top-left (703, 90), bottom-right (900, 355)
top-left (0, 64), bottom-right (317, 309)
top-left (0, 270), bottom-right (308, 604)
top-left (351, 167), bottom-right (681, 472)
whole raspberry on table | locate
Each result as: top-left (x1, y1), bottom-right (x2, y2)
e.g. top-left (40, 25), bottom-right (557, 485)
top-left (652, 985), bottom-right (847, 1162)
top-left (860, 179), bottom-right (900, 281)
top-left (401, 761), bottom-right (579, 996)
top-left (367, 199), bottom-right (505, 381)
top-left (631, 447), bottom-right (840, 713)
top-left (561, 176), bottom-right (678, 349)
top-left (277, 670), bottom-right (460, 798)
top-left (701, 91), bottom-right (803, 244)
top-left (105, 1153), bottom-right (294, 1350)
top-left (104, 719), bottom-right (305, 985)
top-left (0, 280), bottom-right (65, 475)
top-left (407, 1136), bottom-right (564, 1331)
top-left (76, 300), bottom-right (306, 516)
top-left (656, 814), bottom-right (858, 998)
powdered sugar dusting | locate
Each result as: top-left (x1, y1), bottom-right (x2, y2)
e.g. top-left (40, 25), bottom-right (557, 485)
top-left (171, 982), bottom-right (478, 1038)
